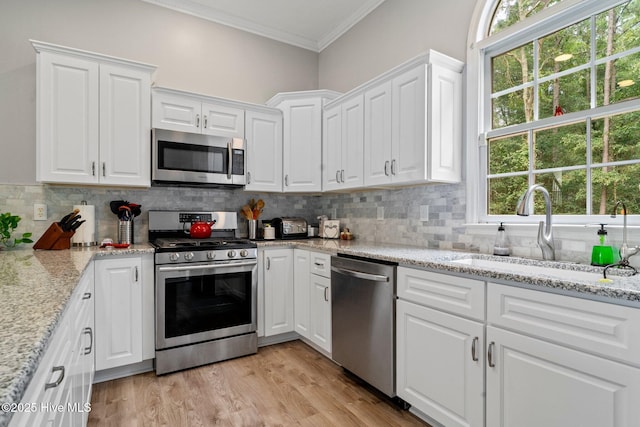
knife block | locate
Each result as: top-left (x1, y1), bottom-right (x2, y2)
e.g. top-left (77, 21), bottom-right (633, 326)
top-left (33, 222), bottom-right (75, 250)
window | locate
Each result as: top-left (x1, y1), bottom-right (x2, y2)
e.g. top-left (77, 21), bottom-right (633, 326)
top-left (470, 0), bottom-right (640, 222)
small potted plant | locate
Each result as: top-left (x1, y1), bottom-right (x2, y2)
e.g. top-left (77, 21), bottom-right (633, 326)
top-left (0, 212), bottom-right (33, 249)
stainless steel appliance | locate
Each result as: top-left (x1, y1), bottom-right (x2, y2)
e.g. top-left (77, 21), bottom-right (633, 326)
top-left (331, 255), bottom-right (398, 398)
top-left (152, 129), bottom-right (245, 187)
top-left (149, 211), bottom-right (257, 375)
top-left (271, 217), bottom-right (308, 239)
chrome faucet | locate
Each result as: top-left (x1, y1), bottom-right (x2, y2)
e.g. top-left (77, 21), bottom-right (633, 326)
top-left (516, 184), bottom-right (555, 260)
top-left (611, 201), bottom-right (640, 265)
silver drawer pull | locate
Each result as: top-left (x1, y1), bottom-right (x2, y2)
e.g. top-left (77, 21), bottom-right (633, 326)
top-left (82, 292), bottom-right (91, 300)
top-left (45, 366), bottom-right (65, 390)
top-left (84, 327), bottom-right (93, 355)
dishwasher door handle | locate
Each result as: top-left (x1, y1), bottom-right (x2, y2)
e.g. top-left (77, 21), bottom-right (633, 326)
top-left (331, 266), bottom-right (389, 282)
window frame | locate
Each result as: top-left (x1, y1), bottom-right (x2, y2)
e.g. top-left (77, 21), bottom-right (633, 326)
top-left (466, 0), bottom-right (638, 225)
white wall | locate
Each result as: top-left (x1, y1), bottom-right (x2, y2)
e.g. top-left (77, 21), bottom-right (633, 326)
top-left (318, 0), bottom-right (476, 92)
top-left (0, 0), bottom-right (318, 185)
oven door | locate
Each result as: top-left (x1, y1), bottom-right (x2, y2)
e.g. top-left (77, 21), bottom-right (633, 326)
top-left (155, 259), bottom-right (257, 350)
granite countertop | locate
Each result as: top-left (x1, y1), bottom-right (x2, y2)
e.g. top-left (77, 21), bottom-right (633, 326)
top-left (3, 239), bottom-right (640, 426)
top-left (258, 238), bottom-right (640, 306)
top-left (0, 244), bottom-right (154, 427)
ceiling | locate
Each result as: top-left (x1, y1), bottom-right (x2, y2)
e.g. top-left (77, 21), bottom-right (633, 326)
top-left (141, 0), bottom-right (386, 52)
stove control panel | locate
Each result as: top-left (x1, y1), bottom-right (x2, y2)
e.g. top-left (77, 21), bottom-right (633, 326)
top-left (179, 213), bottom-right (212, 223)
top-left (155, 248), bottom-right (257, 265)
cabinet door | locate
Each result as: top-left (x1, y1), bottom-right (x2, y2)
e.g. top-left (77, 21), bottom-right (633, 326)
top-left (391, 65), bottom-right (426, 184)
top-left (486, 326), bottom-right (640, 427)
top-left (151, 91), bottom-right (201, 132)
top-left (340, 95), bottom-right (364, 189)
top-left (245, 109), bottom-right (283, 192)
top-left (322, 104), bottom-right (342, 191)
top-left (283, 99), bottom-right (322, 192)
top-left (428, 63), bottom-right (462, 182)
top-left (201, 102), bottom-right (245, 138)
top-left (397, 300), bottom-right (484, 427)
top-left (310, 274), bottom-right (331, 353)
top-left (37, 51), bottom-right (99, 184)
top-left (363, 81), bottom-right (392, 186)
top-left (263, 249), bottom-right (294, 336)
top-left (293, 249), bottom-right (310, 338)
top-left (95, 257), bottom-right (143, 371)
top-left (99, 64), bottom-right (151, 187)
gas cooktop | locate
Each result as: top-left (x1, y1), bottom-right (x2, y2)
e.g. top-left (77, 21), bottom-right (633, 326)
top-left (151, 237), bottom-right (256, 251)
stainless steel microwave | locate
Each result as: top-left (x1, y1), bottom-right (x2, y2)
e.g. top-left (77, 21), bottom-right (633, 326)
top-left (152, 129), bottom-right (245, 187)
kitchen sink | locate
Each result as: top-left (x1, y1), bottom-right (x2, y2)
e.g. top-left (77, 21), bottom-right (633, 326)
top-left (450, 257), bottom-right (612, 283)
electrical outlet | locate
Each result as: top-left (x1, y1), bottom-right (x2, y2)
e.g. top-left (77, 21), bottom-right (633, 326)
top-left (34, 204), bottom-right (47, 221)
top-left (420, 205), bottom-right (429, 221)
top-left (377, 206), bottom-right (384, 220)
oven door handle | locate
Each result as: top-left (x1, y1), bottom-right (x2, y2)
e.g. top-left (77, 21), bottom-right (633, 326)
top-left (157, 261), bottom-right (257, 272)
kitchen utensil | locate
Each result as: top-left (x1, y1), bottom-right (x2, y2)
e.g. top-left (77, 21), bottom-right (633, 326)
top-left (189, 220), bottom-right (217, 239)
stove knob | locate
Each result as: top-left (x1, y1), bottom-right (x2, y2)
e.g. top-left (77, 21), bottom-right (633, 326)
top-left (239, 249), bottom-right (248, 258)
top-left (169, 253), bottom-right (180, 262)
top-left (227, 250), bottom-right (236, 258)
top-left (207, 251), bottom-right (216, 260)
top-left (184, 252), bottom-right (195, 261)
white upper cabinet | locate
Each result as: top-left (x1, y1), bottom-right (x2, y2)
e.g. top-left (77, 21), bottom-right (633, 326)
top-left (33, 40), bottom-right (155, 187)
top-left (363, 50), bottom-right (463, 187)
top-left (322, 94), bottom-right (364, 191)
top-left (245, 107), bottom-right (283, 192)
top-left (152, 88), bottom-right (245, 138)
top-left (268, 90), bottom-right (340, 193)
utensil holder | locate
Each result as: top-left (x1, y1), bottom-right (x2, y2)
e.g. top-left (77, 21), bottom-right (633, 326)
top-left (33, 222), bottom-right (75, 250)
top-left (248, 219), bottom-right (257, 240)
top-left (117, 220), bottom-right (134, 244)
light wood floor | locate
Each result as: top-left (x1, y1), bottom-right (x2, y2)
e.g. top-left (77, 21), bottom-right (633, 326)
top-left (88, 340), bottom-right (430, 426)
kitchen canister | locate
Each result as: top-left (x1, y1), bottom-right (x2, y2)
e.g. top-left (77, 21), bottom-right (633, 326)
top-left (71, 201), bottom-right (97, 246)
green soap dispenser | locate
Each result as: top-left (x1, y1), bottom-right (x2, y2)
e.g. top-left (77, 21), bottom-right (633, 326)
top-left (591, 224), bottom-right (615, 266)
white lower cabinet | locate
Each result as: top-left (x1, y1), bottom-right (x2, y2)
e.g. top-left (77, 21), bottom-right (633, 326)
top-left (396, 267), bottom-right (485, 427)
top-left (10, 268), bottom-right (94, 427)
top-left (486, 282), bottom-right (640, 427)
top-left (292, 249), bottom-right (332, 354)
top-left (261, 248), bottom-right (294, 337)
top-left (94, 254), bottom-right (154, 372)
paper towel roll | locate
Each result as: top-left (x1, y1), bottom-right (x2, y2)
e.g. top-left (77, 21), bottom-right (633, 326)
top-left (71, 203), bottom-right (97, 246)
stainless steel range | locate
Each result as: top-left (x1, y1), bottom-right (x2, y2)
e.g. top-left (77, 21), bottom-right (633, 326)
top-left (149, 211), bottom-right (257, 375)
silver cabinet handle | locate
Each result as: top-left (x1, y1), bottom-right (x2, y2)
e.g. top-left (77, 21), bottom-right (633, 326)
top-left (266, 257), bottom-right (271, 270)
top-left (134, 266), bottom-right (139, 282)
top-left (314, 262), bottom-right (324, 267)
top-left (82, 292), bottom-right (91, 300)
top-left (203, 115), bottom-right (208, 129)
top-left (91, 161), bottom-right (96, 176)
top-left (227, 141), bottom-right (233, 179)
top-left (488, 341), bottom-right (496, 367)
top-left (247, 171), bottom-right (252, 184)
top-left (336, 170), bottom-right (341, 183)
top-left (45, 366), bottom-right (65, 390)
top-left (341, 170), bottom-right (345, 183)
top-left (285, 174), bottom-right (289, 186)
top-left (471, 337), bottom-right (479, 361)
top-left (384, 160), bottom-right (390, 176)
top-left (391, 159), bottom-right (397, 175)
top-left (324, 286), bottom-right (329, 302)
top-left (102, 162), bottom-right (106, 177)
top-left (83, 327), bottom-right (93, 355)
top-left (195, 114), bottom-right (200, 128)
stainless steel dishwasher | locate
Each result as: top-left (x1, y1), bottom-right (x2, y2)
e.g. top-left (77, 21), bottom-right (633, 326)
top-left (331, 255), bottom-right (397, 398)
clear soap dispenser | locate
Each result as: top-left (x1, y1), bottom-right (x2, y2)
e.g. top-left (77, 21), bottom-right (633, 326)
top-left (493, 222), bottom-right (511, 256)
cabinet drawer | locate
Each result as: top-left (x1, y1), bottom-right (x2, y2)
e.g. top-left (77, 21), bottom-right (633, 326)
top-left (398, 267), bottom-right (485, 321)
top-left (488, 283), bottom-right (640, 367)
top-left (310, 252), bottom-right (331, 278)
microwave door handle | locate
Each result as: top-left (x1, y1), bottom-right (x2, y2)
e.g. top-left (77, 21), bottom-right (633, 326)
top-left (227, 141), bottom-right (233, 180)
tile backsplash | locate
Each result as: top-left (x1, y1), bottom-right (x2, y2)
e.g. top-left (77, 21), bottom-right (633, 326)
top-left (3, 182), bottom-right (640, 268)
